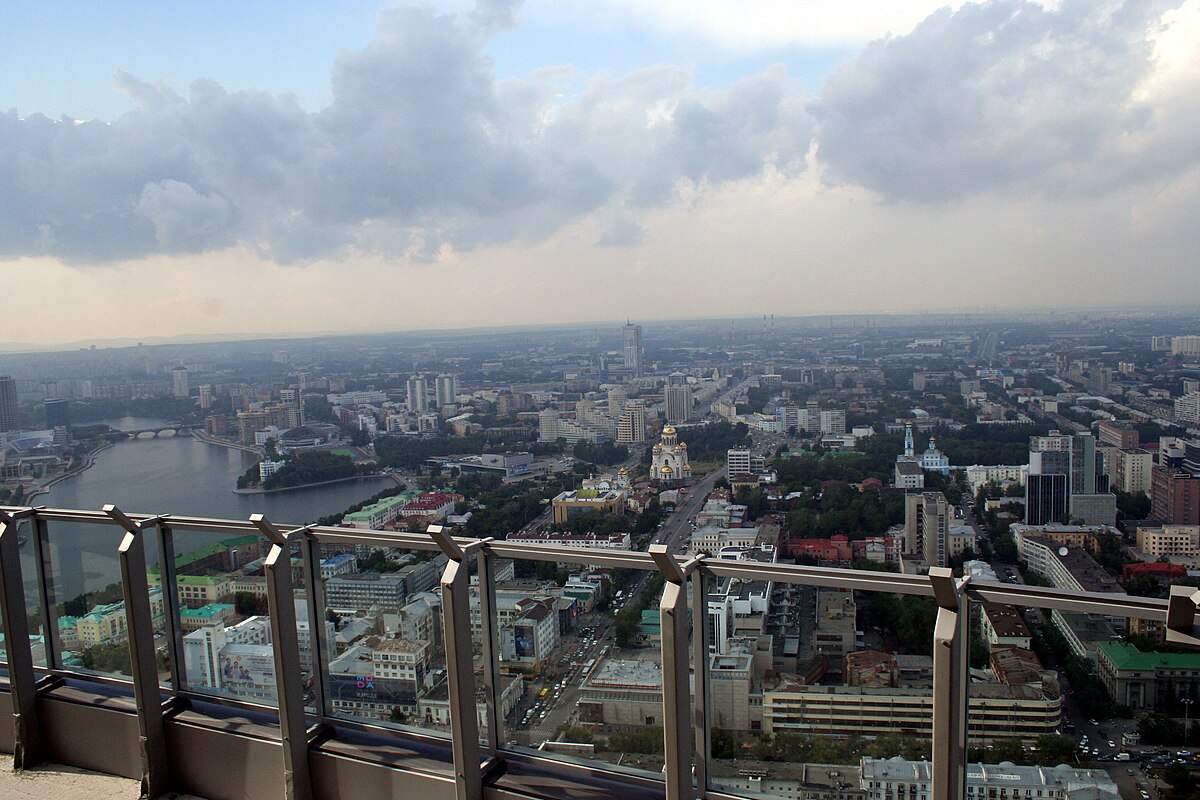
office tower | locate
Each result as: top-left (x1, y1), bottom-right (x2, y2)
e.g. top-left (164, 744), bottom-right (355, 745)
top-left (665, 374), bottom-right (692, 424)
top-left (435, 374), bottom-right (458, 408)
top-left (1026, 474), bottom-right (1070, 525)
top-left (172, 366), bottom-right (190, 398)
top-left (1026, 430), bottom-right (1113, 525)
top-left (616, 400), bottom-right (646, 444)
top-left (44, 398), bottom-right (69, 430)
top-left (199, 384), bottom-right (213, 410)
top-left (406, 375), bottom-right (429, 413)
top-left (623, 322), bottom-right (643, 377)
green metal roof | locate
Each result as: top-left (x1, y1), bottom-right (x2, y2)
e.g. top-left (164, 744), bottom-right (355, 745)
top-left (343, 491), bottom-right (418, 521)
top-left (181, 603), bottom-right (234, 619)
top-left (1098, 641), bottom-right (1200, 670)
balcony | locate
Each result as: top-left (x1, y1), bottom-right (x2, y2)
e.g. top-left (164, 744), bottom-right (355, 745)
top-left (0, 504), bottom-right (1192, 800)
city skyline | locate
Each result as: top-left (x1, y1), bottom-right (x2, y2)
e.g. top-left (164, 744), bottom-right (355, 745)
top-left (2, 0), bottom-right (1199, 347)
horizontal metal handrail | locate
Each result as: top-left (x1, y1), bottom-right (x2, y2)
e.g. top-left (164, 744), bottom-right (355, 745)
top-left (3, 504), bottom-right (1173, 621)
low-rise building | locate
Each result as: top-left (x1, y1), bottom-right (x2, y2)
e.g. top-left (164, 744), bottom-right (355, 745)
top-left (859, 758), bottom-right (1119, 800)
top-left (551, 489), bottom-right (625, 524)
top-left (325, 572), bottom-right (410, 612)
top-left (762, 680), bottom-right (1060, 744)
top-left (1097, 641), bottom-right (1200, 711)
top-left (979, 604), bottom-right (1032, 651)
top-left (1135, 524), bottom-right (1200, 558)
top-left (180, 603), bottom-right (237, 632)
top-left (507, 530), bottom-right (632, 551)
top-left (577, 658), bottom-right (664, 727)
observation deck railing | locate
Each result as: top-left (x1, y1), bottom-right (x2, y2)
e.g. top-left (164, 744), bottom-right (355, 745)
top-left (0, 505), bottom-right (1194, 800)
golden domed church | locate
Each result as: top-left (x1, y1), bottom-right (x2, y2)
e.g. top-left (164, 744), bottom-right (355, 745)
top-left (652, 426), bottom-right (691, 483)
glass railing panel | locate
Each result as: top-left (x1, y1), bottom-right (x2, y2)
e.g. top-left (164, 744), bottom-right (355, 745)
top-left (967, 584), bottom-right (1169, 800)
top-left (495, 553), bottom-right (666, 780)
top-left (708, 580), bottom-right (933, 798)
top-left (42, 518), bottom-right (165, 682)
top-left (167, 525), bottom-right (279, 705)
top-left (316, 538), bottom-right (455, 742)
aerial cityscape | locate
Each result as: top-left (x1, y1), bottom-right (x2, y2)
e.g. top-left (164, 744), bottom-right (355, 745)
top-left (4, 312), bottom-right (1200, 799)
top-left (3, 1), bottom-right (1200, 799)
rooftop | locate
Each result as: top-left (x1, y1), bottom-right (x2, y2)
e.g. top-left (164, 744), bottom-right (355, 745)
top-left (1098, 641), bottom-right (1200, 670)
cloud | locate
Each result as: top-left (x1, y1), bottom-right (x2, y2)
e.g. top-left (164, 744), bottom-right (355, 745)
top-left (0, 3), bottom-right (811, 264)
top-left (811, 0), bottom-right (1199, 202)
top-left (529, 0), bottom-right (971, 50)
top-left (597, 214), bottom-right (646, 247)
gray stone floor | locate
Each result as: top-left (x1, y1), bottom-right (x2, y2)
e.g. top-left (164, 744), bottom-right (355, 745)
top-left (0, 755), bottom-right (203, 799)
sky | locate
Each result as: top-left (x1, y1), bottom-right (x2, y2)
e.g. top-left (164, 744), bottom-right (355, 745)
top-left (2, 0), bottom-right (1199, 349)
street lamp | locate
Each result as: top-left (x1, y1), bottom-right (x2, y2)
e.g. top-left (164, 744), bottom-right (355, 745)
top-left (1183, 698), bottom-right (1194, 747)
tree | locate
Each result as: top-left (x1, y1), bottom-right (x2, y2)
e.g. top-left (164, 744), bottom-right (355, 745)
top-left (1163, 764), bottom-right (1194, 793)
top-left (554, 724), bottom-right (594, 744)
top-left (234, 591), bottom-right (268, 617)
top-left (1116, 490), bottom-right (1153, 520)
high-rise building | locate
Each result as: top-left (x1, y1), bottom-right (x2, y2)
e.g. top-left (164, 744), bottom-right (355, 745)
top-left (199, 384), bottom-right (213, 410)
top-left (0, 376), bottom-right (19, 431)
top-left (279, 387), bottom-right (303, 426)
top-left (172, 366), bottom-right (190, 399)
top-left (1151, 466), bottom-right (1200, 525)
top-left (44, 398), bottom-right (69, 430)
top-left (1109, 448), bottom-right (1153, 495)
top-left (435, 374), bottom-right (458, 408)
top-left (1171, 335), bottom-right (1200, 357)
top-left (664, 377), bottom-right (693, 424)
top-left (406, 375), bottom-right (429, 413)
top-left (607, 386), bottom-right (627, 414)
top-left (623, 322), bottom-right (643, 378)
top-left (1026, 430), bottom-right (1112, 525)
top-left (903, 492), bottom-right (975, 567)
top-left (1176, 392), bottom-right (1200, 426)
top-left (1025, 474), bottom-right (1070, 525)
top-left (819, 409), bottom-right (847, 436)
top-left (615, 400), bottom-right (645, 444)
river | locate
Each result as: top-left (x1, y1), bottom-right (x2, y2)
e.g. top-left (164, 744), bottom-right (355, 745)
top-left (22, 421), bottom-right (394, 602)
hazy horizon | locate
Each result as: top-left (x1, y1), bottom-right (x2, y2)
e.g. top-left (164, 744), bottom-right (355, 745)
top-left (3, 0), bottom-right (1199, 347)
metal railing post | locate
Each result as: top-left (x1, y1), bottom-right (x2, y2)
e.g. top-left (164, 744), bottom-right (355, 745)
top-left (0, 508), bottom-right (42, 768)
top-left (104, 505), bottom-right (170, 799)
top-left (651, 545), bottom-right (700, 800)
top-left (255, 515), bottom-right (315, 800)
top-left (689, 567), bottom-right (710, 795)
top-left (476, 548), bottom-right (502, 757)
top-left (930, 567), bottom-right (968, 800)
top-left (153, 519), bottom-right (186, 692)
top-left (295, 525), bottom-right (331, 716)
top-left (29, 512), bottom-right (61, 671)
top-left (429, 526), bottom-right (486, 800)
top-left (1166, 585), bottom-right (1200, 649)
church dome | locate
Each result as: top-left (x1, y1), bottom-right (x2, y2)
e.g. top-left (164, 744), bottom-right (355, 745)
top-left (663, 426), bottom-right (676, 436)
top-left (660, 465), bottom-right (674, 475)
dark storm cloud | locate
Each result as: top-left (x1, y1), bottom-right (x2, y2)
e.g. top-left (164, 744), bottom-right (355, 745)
top-left (812, 0), bottom-right (1194, 202)
top-left (0, 3), bottom-right (811, 264)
